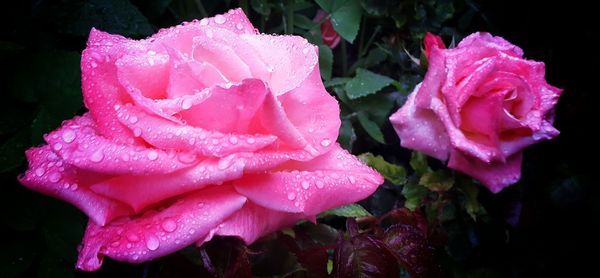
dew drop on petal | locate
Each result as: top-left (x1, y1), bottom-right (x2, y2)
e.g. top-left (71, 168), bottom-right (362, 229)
top-left (146, 235), bottom-right (160, 251)
top-left (228, 136), bottom-right (238, 145)
top-left (181, 98), bottom-right (193, 110)
top-left (129, 115), bottom-right (138, 124)
top-left (133, 127), bottom-right (142, 137)
top-left (287, 192), bottom-right (296, 200)
top-left (236, 23), bottom-right (243, 30)
top-left (147, 150), bottom-right (159, 161)
top-left (320, 139), bottom-right (331, 147)
top-left (49, 172), bottom-right (61, 183)
top-left (53, 143), bottom-right (63, 151)
top-left (246, 137), bottom-right (255, 144)
top-left (316, 180), bottom-right (324, 189)
top-left (62, 130), bottom-right (76, 143)
top-left (35, 167), bottom-right (45, 177)
top-left (214, 14), bottom-right (226, 24)
top-left (301, 181), bottom-right (310, 189)
top-left (161, 218), bottom-right (177, 233)
top-left (90, 150), bottom-right (104, 162)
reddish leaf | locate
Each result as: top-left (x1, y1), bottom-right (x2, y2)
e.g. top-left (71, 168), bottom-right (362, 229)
top-left (333, 232), bottom-right (399, 277)
top-left (383, 224), bottom-right (441, 278)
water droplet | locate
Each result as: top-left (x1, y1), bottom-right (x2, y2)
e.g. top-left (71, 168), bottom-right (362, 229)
top-left (214, 14), bottom-right (226, 24)
top-left (199, 18), bottom-right (209, 26)
top-left (62, 130), bottom-right (76, 143)
top-left (304, 145), bottom-right (319, 156)
top-left (178, 153), bottom-right (196, 164)
top-left (114, 104), bottom-right (121, 111)
top-left (146, 235), bottom-right (160, 251)
top-left (110, 240), bottom-right (121, 247)
top-left (188, 229), bottom-right (195, 235)
top-left (147, 150), bottom-right (159, 161)
top-left (316, 180), bottom-right (324, 189)
top-left (246, 137), bottom-right (255, 144)
top-left (133, 128), bottom-right (142, 137)
top-left (35, 167), bottom-right (45, 177)
top-left (53, 143), bottom-right (63, 151)
top-left (189, 138), bottom-right (196, 145)
top-left (90, 150), bottom-right (104, 162)
top-left (126, 232), bottom-right (140, 242)
top-left (236, 22), bottom-right (243, 30)
top-left (129, 115), bottom-right (138, 124)
top-left (161, 219), bottom-right (177, 233)
top-left (132, 254), bottom-right (139, 260)
top-left (302, 181), bottom-right (310, 189)
top-left (287, 192), bottom-right (296, 200)
top-left (348, 176), bottom-right (356, 184)
top-left (181, 98), bottom-right (192, 110)
top-left (302, 47), bottom-right (310, 54)
top-left (320, 139), bottom-right (331, 147)
top-left (205, 29), bottom-right (213, 38)
top-left (228, 136), bottom-right (238, 145)
top-left (90, 61), bottom-right (98, 68)
top-left (121, 153), bottom-right (130, 161)
top-left (49, 172), bottom-right (61, 183)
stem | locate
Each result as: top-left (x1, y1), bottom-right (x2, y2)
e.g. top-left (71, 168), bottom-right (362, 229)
top-left (285, 0), bottom-right (294, 34)
top-left (358, 17), bottom-right (367, 57)
top-left (341, 39), bottom-right (348, 76)
top-left (193, 0), bottom-right (208, 18)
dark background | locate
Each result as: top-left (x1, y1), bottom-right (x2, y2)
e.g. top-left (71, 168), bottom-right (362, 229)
top-left (1, 0), bottom-right (598, 277)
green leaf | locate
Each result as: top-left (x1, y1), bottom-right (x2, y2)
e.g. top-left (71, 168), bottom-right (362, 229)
top-left (338, 119), bottom-right (356, 151)
top-left (345, 68), bottom-right (394, 99)
top-left (316, 0), bottom-right (362, 43)
top-left (410, 152), bottom-right (431, 176)
top-left (318, 204), bottom-right (371, 218)
top-left (402, 179), bottom-right (428, 211)
top-left (357, 112), bottom-right (385, 143)
top-left (318, 45), bottom-right (333, 80)
top-left (325, 77), bottom-right (351, 88)
top-left (251, 0), bottom-right (271, 16)
top-left (420, 169), bottom-right (454, 192)
top-left (294, 14), bottom-right (317, 30)
top-left (458, 181), bottom-right (481, 220)
top-left (350, 93), bottom-right (395, 126)
top-left (53, 0), bottom-right (154, 37)
top-left (359, 153), bottom-right (407, 185)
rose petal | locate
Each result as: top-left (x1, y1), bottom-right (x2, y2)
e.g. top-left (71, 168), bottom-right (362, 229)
top-left (115, 104), bottom-right (277, 157)
top-left (241, 33), bottom-right (318, 95)
top-left (76, 185), bottom-right (247, 271)
top-left (82, 29), bottom-right (138, 143)
top-left (19, 145), bottom-right (131, 225)
top-left (448, 150), bottom-right (522, 193)
top-left (234, 144), bottom-right (383, 215)
top-left (44, 114), bottom-right (195, 175)
top-left (180, 79), bottom-right (269, 133)
top-left (457, 32), bottom-right (524, 57)
top-left (390, 84), bottom-right (451, 160)
top-left (208, 202), bottom-right (302, 245)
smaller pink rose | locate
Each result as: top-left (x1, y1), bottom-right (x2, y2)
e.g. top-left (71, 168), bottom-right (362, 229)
top-left (314, 10), bottom-right (341, 49)
top-left (390, 32), bottom-right (562, 192)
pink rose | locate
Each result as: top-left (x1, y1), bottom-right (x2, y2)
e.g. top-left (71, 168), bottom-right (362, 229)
top-left (19, 9), bottom-right (382, 271)
top-left (390, 32), bottom-right (562, 192)
top-left (314, 10), bottom-right (341, 49)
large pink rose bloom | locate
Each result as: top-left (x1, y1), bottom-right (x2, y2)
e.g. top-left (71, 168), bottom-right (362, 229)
top-left (390, 32), bottom-right (561, 193)
top-left (19, 9), bottom-right (382, 271)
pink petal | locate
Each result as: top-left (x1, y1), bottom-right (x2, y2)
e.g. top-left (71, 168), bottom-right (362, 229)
top-left (82, 29), bottom-right (138, 143)
top-left (180, 79), bottom-right (269, 133)
top-left (457, 32), bottom-right (524, 57)
top-left (115, 104), bottom-right (277, 157)
top-left (19, 145), bottom-right (131, 225)
top-left (234, 144), bottom-right (383, 215)
top-left (389, 84), bottom-right (451, 160)
top-left (44, 114), bottom-right (195, 175)
top-left (210, 202), bottom-right (302, 245)
top-left (115, 51), bottom-right (169, 100)
top-left (76, 185), bottom-right (247, 271)
top-left (165, 48), bottom-right (227, 98)
top-left (448, 150), bottom-right (522, 193)
top-left (241, 33), bottom-right (319, 95)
